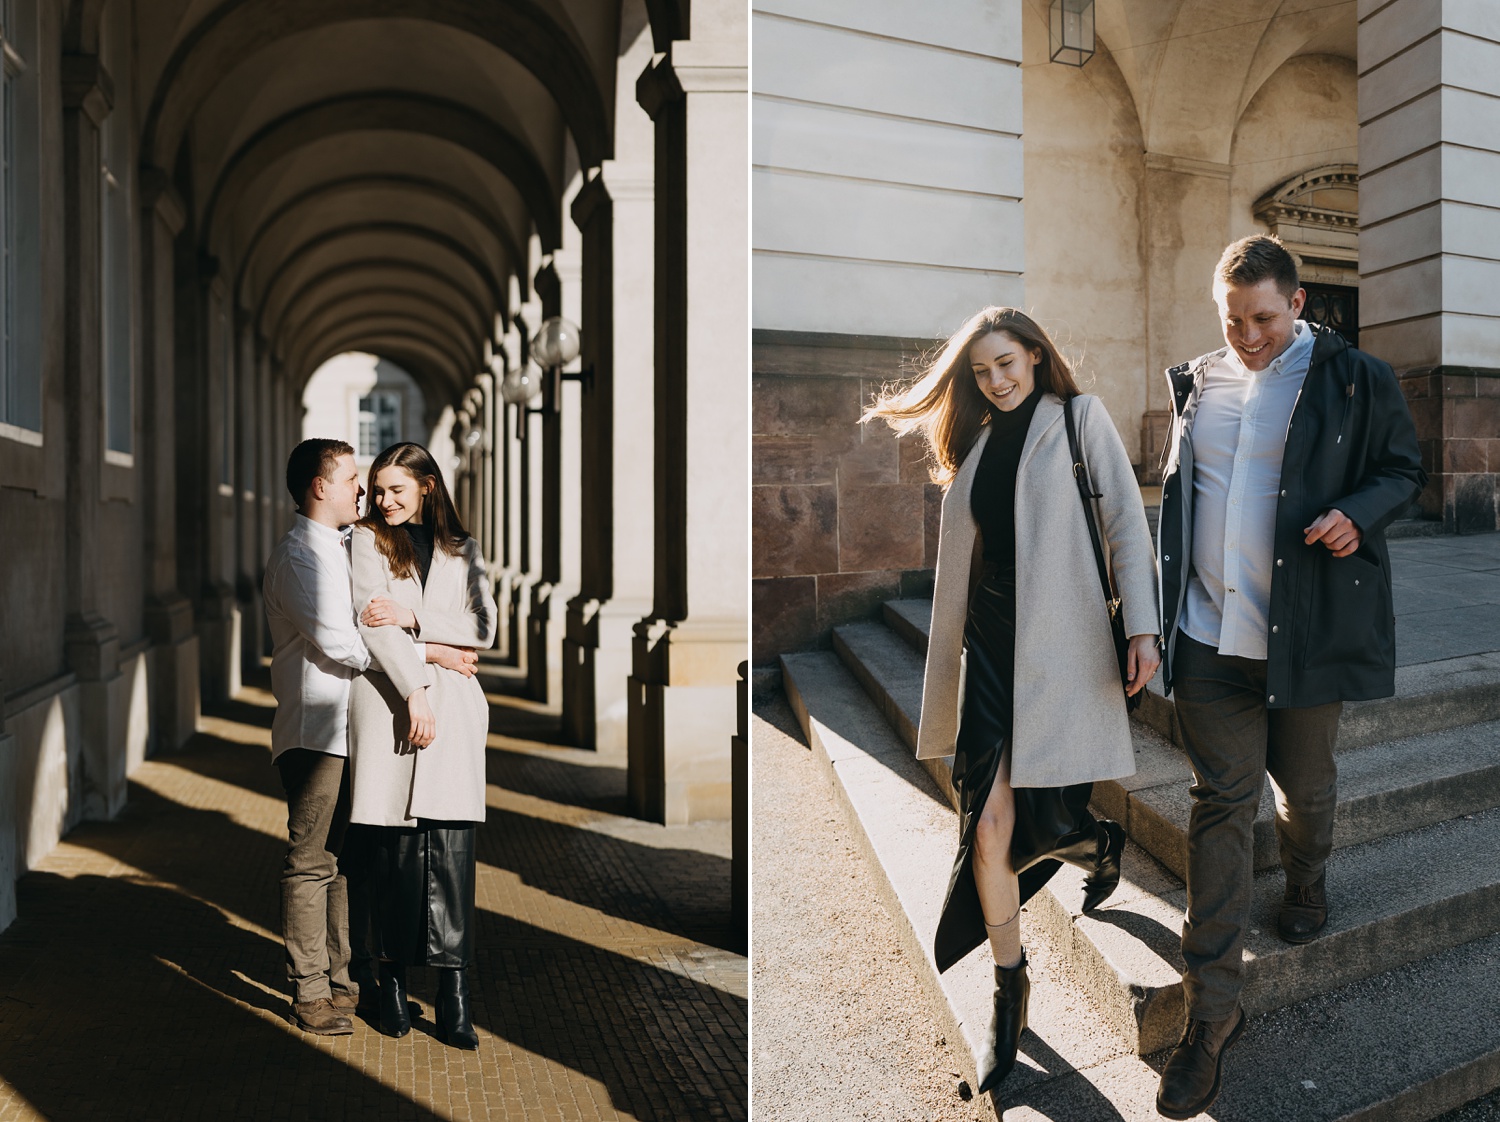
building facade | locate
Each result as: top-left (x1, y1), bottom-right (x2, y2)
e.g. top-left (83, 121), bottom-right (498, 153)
top-left (0, 0), bottom-right (748, 932)
top-left (753, 0), bottom-right (1500, 660)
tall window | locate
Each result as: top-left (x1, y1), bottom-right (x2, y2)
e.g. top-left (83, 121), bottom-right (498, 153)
top-left (0, 0), bottom-right (35, 438)
top-left (100, 0), bottom-right (132, 460)
top-left (358, 391), bottom-right (401, 457)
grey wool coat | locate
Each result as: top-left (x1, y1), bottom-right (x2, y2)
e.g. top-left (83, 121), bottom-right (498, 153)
top-left (348, 525), bottom-right (498, 826)
top-left (915, 393), bottom-right (1160, 788)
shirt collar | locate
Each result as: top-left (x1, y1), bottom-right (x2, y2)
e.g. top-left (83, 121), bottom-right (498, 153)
top-left (1227, 319), bottom-right (1315, 377)
top-left (294, 512), bottom-right (350, 547)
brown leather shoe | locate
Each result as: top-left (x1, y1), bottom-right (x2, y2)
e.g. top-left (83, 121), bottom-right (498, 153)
top-left (1278, 873), bottom-right (1328, 943)
top-left (330, 991), bottom-right (359, 1015)
top-left (1156, 1005), bottom-right (1245, 1119)
top-left (292, 997), bottom-right (354, 1035)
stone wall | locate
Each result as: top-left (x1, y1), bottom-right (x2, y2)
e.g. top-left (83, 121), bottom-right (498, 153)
top-left (752, 332), bottom-right (939, 663)
top-left (1401, 368), bottom-right (1500, 533)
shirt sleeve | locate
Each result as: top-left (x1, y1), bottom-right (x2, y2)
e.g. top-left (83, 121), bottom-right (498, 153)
top-left (278, 553), bottom-right (373, 672)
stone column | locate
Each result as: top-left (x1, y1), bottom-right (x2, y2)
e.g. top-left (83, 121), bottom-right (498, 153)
top-left (1359, 1), bottom-right (1500, 532)
top-left (139, 168), bottom-right (199, 751)
top-left (60, 55), bottom-right (125, 820)
top-left (235, 313), bottom-right (264, 675)
top-left (0, 667), bottom-right (15, 928)
top-left (629, 17), bottom-right (748, 824)
top-left (562, 166), bottom-right (655, 753)
top-left (526, 262), bottom-right (563, 701)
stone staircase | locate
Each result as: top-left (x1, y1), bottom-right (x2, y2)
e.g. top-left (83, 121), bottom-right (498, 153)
top-left (779, 538), bottom-right (1500, 1120)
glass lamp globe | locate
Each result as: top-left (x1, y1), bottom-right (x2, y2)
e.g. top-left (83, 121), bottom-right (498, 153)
top-left (531, 317), bottom-right (581, 368)
top-left (500, 364), bottom-right (542, 405)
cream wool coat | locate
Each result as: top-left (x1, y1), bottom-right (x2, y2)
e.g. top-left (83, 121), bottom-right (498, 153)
top-left (348, 526), bottom-right (498, 826)
top-left (915, 394), bottom-right (1160, 788)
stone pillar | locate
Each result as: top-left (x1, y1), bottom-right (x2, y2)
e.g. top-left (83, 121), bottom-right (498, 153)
top-left (629, 16), bottom-right (748, 824)
top-left (526, 262), bottom-right (563, 702)
top-left (139, 169), bottom-right (199, 751)
top-left (563, 166), bottom-right (655, 753)
top-left (732, 661), bottom-right (748, 946)
top-left (1137, 153), bottom-right (1232, 480)
top-left (60, 55), bottom-right (125, 820)
top-left (235, 314), bottom-right (264, 675)
top-left (1359, 1), bottom-right (1500, 532)
top-left (0, 664), bottom-right (15, 928)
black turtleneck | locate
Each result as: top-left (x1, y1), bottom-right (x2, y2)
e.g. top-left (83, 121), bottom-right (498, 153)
top-left (970, 385), bottom-right (1044, 567)
top-left (404, 520), bottom-right (434, 587)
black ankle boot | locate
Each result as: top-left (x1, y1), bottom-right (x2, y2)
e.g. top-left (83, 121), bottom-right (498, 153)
top-left (378, 961), bottom-right (411, 1038)
top-left (435, 967), bottom-right (478, 1050)
top-left (976, 953), bottom-right (1030, 1093)
top-left (1082, 820), bottom-right (1127, 913)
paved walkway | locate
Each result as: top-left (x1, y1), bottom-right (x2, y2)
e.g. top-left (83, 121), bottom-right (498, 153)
top-left (0, 677), bottom-right (746, 1121)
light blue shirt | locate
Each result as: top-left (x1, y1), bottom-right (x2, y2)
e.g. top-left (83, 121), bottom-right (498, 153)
top-left (1182, 321), bottom-right (1316, 660)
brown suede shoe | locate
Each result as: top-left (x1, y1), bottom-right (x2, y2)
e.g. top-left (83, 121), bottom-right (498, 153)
top-left (330, 991), bottom-right (359, 1015)
top-left (292, 997), bottom-right (354, 1035)
top-left (1156, 1005), bottom-right (1245, 1119)
top-left (1278, 873), bottom-right (1328, 944)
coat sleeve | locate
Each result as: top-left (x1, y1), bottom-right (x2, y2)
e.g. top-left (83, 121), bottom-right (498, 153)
top-left (350, 526), bottom-right (429, 700)
top-left (1330, 360), bottom-right (1427, 537)
top-left (413, 539), bottom-right (499, 650)
top-left (1083, 397), bottom-right (1161, 640)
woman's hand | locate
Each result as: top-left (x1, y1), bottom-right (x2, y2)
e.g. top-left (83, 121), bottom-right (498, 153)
top-left (362, 596), bottom-right (417, 630)
top-left (1125, 634), bottom-right (1161, 697)
top-left (427, 643), bottom-right (479, 678)
top-left (407, 686), bottom-right (436, 747)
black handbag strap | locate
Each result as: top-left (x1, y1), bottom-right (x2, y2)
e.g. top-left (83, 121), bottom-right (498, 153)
top-left (1063, 397), bottom-right (1120, 623)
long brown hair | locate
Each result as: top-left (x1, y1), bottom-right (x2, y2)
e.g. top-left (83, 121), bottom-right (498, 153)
top-left (359, 442), bottom-right (470, 581)
top-left (862, 307), bottom-right (1082, 485)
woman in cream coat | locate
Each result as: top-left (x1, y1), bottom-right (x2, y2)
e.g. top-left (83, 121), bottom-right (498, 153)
top-left (349, 441), bottom-right (497, 1049)
top-left (867, 307), bottom-right (1160, 1092)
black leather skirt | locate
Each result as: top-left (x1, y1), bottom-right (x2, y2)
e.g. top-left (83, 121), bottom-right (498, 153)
top-left (933, 562), bottom-right (1104, 974)
top-left (368, 821), bottom-right (477, 969)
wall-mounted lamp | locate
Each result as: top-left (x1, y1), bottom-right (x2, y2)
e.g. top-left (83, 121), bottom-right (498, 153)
top-left (1049, 0), bottom-right (1095, 67)
top-left (530, 316), bottom-right (592, 401)
top-left (499, 364), bottom-right (543, 407)
top-left (464, 426), bottom-right (485, 449)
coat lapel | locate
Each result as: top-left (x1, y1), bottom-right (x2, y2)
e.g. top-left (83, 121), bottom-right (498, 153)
top-left (1018, 393), bottom-right (1064, 474)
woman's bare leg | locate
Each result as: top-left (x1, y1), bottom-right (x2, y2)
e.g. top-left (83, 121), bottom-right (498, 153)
top-left (972, 751), bottom-right (1022, 967)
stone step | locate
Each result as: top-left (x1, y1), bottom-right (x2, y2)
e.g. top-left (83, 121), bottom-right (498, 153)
top-left (877, 598), bottom-right (1500, 750)
top-left (1105, 718), bottom-right (1500, 880)
top-left (778, 649), bottom-right (1500, 1118)
top-left (839, 614), bottom-right (1500, 878)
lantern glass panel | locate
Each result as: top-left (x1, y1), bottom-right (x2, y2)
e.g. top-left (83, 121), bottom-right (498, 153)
top-left (1049, 0), bottom-right (1095, 67)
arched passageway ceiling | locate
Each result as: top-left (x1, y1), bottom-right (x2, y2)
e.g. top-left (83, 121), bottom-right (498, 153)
top-left (1085, 0), bottom-right (1356, 162)
top-left (234, 181), bottom-right (516, 315)
top-left (291, 284), bottom-right (488, 358)
top-left (138, 0), bottom-right (614, 177)
top-left (291, 310), bottom-right (474, 389)
top-left (276, 261), bottom-right (492, 357)
top-left (230, 173), bottom-right (526, 307)
top-left (256, 225), bottom-right (503, 346)
top-left (199, 93), bottom-right (560, 257)
top-left (288, 296), bottom-right (481, 379)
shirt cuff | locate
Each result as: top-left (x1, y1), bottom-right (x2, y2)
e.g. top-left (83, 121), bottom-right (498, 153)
top-left (414, 641), bottom-right (426, 665)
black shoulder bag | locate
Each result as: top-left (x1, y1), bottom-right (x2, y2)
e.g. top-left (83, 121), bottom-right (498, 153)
top-left (1063, 397), bottom-right (1142, 713)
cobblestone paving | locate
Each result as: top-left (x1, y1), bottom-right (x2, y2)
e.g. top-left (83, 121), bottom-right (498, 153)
top-left (0, 685), bottom-right (746, 1122)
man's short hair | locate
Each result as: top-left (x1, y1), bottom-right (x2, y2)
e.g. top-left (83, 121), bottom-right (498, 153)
top-left (1215, 234), bottom-right (1301, 300)
top-left (286, 438), bottom-right (354, 508)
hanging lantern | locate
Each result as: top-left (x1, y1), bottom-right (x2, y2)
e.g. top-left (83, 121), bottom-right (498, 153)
top-left (1049, 0), bottom-right (1095, 67)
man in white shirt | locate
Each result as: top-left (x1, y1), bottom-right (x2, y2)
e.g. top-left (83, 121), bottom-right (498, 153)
top-left (1153, 237), bottom-right (1424, 1118)
top-left (263, 439), bottom-right (473, 1034)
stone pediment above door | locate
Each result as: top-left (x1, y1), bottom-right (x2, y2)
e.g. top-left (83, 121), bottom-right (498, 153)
top-left (1253, 163), bottom-right (1359, 287)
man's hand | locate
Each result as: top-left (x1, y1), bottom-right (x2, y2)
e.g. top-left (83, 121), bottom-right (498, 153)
top-left (1126, 634), bottom-right (1161, 697)
top-left (362, 596), bottom-right (417, 630)
top-left (427, 643), bottom-right (479, 678)
top-left (1304, 509), bottom-right (1362, 558)
top-left (407, 686), bottom-right (436, 748)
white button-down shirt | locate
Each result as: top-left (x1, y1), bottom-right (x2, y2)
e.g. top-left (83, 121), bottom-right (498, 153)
top-left (1182, 321), bottom-right (1315, 660)
top-left (263, 514), bottom-right (373, 761)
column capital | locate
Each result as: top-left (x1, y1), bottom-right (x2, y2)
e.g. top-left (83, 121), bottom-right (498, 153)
top-left (571, 173), bottom-right (612, 229)
top-left (635, 54), bottom-right (683, 120)
top-left (140, 166), bottom-right (187, 235)
top-left (60, 55), bottom-right (114, 125)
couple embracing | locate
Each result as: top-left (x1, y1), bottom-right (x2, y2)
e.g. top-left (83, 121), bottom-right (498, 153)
top-left (866, 235), bottom-right (1425, 1117)
top-left (261, 439), bottom-right (496, 1049)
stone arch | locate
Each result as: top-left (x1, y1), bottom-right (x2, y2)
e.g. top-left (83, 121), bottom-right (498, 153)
top-left (291, 310), bottom-right (474, 382)
top-left (141, 0), bottom-right (611, 176)
top-left (290, 285), bottom-right (488, 354)
top-left (200, 92), bottom-right (559, 256)
top-left (287, 298), bottom-right (480, 376)
top-left (302, 329), bottom-right (469, 400)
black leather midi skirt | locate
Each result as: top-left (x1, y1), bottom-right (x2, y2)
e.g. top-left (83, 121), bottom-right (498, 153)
top-left (933, 562), bottom-right (1105, 974)
top-left (369, 821), bottom-right (477, 969)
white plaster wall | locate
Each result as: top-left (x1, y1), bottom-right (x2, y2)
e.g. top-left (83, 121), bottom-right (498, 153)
top-left (1229, 55), bottom-right (1359, 242)
top-left (1020, 23), bottom-right (1148, 459)
top-left (300, 351), bottom-right (427, 486)
top-left (752, 0), bottom-right (1026, 337)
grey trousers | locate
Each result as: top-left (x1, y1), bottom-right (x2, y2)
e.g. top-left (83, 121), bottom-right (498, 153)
top-left (276, 749), bottom-right (356, 1005)
top-left (1173, 634), bottom-right (1341, 1021)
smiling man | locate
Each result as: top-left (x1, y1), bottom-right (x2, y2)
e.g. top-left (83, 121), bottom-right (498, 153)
top-left (1153, 236), bottom-right (1426, 1119)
